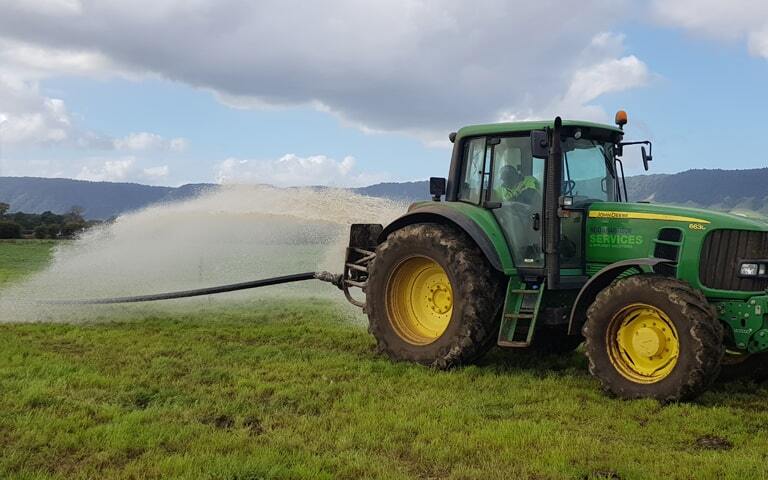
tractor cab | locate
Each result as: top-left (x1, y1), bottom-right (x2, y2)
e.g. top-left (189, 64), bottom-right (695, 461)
top-left (443, 117), bottom-right (629, 286)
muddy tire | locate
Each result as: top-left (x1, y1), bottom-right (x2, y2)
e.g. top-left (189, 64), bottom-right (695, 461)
top-left (583, 274), bottom-right (724, 401)
top-left (366, 223), bottom-right (504, 369)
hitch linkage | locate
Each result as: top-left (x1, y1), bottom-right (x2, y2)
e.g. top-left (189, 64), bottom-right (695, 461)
top-left (339, 223), bottom-right (383, 310)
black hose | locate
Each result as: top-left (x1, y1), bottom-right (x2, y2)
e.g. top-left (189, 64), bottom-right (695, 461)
top-left (43, 271), bottom-right (337, 305)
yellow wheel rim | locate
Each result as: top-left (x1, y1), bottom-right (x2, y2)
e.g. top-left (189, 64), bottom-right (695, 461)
top-left (607, 303), bottom-right (679, 384)
top-left (386, 256), bottom-right (453, 345)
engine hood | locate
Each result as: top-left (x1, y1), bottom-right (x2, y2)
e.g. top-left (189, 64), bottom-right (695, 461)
top-left (587, 202), bottom-right (768, 232)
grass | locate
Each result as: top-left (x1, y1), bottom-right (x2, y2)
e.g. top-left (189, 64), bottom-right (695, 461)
top-left (0, 239), bottom-right (56, 286)
top-left (2, 242), bottom-right (768, 479)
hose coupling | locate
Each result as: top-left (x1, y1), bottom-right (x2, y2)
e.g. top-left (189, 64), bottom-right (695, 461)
top-left (314, 271), bottom-right (344, 289)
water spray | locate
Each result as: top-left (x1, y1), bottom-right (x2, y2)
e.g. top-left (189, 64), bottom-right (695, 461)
top-left (39, 223), bottom-right (381, 309)
top-left (0, 186), bottom-right (404, 322)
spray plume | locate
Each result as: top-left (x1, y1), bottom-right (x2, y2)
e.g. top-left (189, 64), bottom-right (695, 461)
top-left (0, 185), bottom-right (405, 323)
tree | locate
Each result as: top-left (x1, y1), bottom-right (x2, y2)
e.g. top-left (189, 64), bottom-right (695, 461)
top-left (61, 221), bottom-right (86, 238)
top-left (40, 211), bottom-right (60, 225)
top-left (66, 206), bottom-right (85, 223)
top-left (0, 221), bottom-right (22, 239)
top-left (33, 225), bottom-right (48, 239)
top-left (46, 224), bottom-right (60, 239)
top-left (0, 202), bottom-right (9, 217)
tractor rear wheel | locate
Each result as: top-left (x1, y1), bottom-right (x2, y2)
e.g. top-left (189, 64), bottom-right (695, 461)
top-left (366, 223), bottom-right (504, 369)
top-left (583, 274), bottom-right (724, 401)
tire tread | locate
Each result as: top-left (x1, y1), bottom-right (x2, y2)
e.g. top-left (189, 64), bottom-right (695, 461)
top-left (583, 274), bottom-right (724, 401)
top-left (367, 223), bottom-right (504, 369)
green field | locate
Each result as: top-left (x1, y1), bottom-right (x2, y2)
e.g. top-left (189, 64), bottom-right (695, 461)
top-left (0, 240), bottom-right (56, 286)
top-left (2, 241), bottom-right (768, 479)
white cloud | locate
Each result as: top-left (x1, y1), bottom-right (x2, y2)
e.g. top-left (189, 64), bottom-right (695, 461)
top-left (76, 158), bottom-right (136, 182)
top-left (0, 37), bottom-right (169, 149)
top-left (143, 165), bottom-right (170, 178)
top-left (214, 154), bottom-right (387, 187)
top-left (0, 37), bottom-right (117, 80)
top-left (0, 36), bottom-right (123, 147)
top-left (76, 157), bottom-right (172, 183)
top-left (5, 0), bottom-right (83, 16)
top-left (113, 132), bottom-right (188, 152)
top-left (750, 28), bottom-right (768, 58)
top-left (168, 137), bottom-right (188, 152)
top-left (113, 132), bottom-right (164, 151)
top-left (0, 0), bottom-right (648, 142)
top-left (651, 0), bottom-right (768, 59)
top-left (0, 75), bottom-right (74, 145)
top-left (564, 55), bottom-right (650, 106)
top-left (501, 33), bottom-right (651, 122)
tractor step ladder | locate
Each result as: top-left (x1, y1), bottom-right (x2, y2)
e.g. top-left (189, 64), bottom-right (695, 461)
top-left (497, 280), bottom-right (545, 347)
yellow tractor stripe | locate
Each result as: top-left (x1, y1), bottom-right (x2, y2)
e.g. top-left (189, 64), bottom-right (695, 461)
top-left (588, 210), bottom-right (710, 224)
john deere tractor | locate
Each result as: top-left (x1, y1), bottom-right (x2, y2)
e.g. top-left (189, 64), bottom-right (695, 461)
top-left (340, 112), bottom-right (768, 401)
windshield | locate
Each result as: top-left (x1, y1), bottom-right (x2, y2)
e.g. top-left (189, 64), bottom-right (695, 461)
top-left (562, 137), bottom-right (617, 204)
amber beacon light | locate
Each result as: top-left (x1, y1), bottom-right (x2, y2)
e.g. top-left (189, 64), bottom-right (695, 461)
top-left (615, 110), bottom-right (628, 129)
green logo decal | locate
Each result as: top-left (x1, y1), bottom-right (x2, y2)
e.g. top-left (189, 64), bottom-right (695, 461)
top-left (588, 227), bottom-right (644, 249)
top-left (589, 233), bottom-right (644, 248)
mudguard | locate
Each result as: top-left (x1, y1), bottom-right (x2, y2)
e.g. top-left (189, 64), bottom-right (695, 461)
top-left (379, 203), bottom-right (515, 273)
top-left (567, 257), bottom-right (674, 335)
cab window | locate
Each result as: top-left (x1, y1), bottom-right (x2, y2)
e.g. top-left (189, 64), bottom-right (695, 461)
top-left (489, 137), bottom-right (543, 205)
top-left (458, 137), bottom-right (487, 203)
top-left (562, 139), bottom-right (616, 203)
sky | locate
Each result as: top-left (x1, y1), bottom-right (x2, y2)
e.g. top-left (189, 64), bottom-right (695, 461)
top-left (0, 0), bottom-right (767, 188)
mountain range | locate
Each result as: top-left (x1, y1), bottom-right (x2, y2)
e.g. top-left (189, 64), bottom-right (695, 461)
top-left (0, 177), bottom-right (215, 219)
top-left (1, 168), bottom-right (767, 220)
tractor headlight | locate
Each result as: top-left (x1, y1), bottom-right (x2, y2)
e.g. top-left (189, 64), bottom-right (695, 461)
top-left (739, 262), bottom-right (768, 277)
top-left (741, 263), bottom-right (759, 276)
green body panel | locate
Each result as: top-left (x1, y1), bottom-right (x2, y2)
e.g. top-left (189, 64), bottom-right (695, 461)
top-left (717, 295), bottom-right (768, 351)
top-left (584, 201), bottom-right (768, 299)
top-left (407, 200), bottom-right (517, 274)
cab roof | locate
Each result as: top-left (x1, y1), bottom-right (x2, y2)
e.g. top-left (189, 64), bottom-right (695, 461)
top-left (456, 119), bottom-right (623, 140)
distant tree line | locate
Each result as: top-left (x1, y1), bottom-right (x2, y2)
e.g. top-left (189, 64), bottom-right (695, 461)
top-left (0, 202), bottom-right (101, 240)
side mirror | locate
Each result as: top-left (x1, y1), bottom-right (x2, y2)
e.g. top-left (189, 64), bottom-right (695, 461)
top-left (531, 130), bottom-right (548, 158)
top-left (619, 140), bottom-right (653, 170)
top-left (429, 177), bottom-right (446, 201)
top-left (641, 146), bottom-right (652, 171)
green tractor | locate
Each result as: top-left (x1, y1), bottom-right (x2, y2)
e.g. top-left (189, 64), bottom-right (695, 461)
top-left (340, 112), bottom-right (768, 401)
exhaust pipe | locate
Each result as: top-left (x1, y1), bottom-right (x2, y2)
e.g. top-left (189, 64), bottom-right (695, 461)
top-left (544, 117), bottom-right (562, 289)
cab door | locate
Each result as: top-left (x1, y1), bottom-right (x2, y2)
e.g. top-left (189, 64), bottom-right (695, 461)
top-left (484, 136), bottom-right (545, 268)
top-left (559, 138), bottom-right (618, 273)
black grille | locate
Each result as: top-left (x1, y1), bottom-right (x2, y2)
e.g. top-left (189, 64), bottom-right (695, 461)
top-left (653, 229), bottom-right (682, 277)
top-left (700, 230), bottom-right (768, 291)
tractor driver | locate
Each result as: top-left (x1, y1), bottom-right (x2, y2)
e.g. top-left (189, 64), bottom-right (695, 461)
top-left (496, 165), bottom-right (540, 204)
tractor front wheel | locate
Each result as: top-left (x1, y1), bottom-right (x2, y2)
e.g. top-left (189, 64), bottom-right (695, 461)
top-left (583, 274), bottom-right (724, 401)
top-left (366, 223), bottom-right (504, 369)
